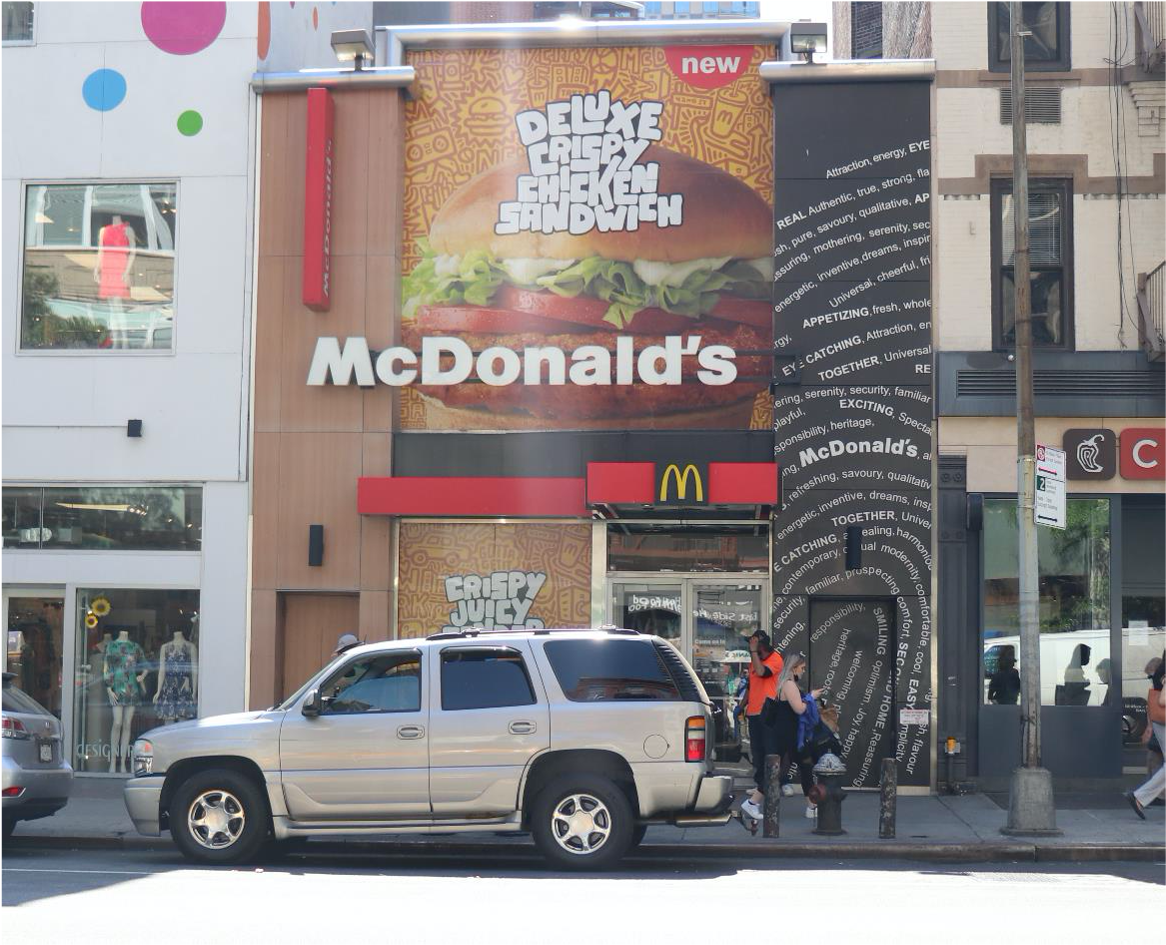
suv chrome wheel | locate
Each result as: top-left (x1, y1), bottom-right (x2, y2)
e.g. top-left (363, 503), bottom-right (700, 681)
top-left (188, 789), bottom-right (246, 850)
top-left (551, 793), bottom-right (612, 855)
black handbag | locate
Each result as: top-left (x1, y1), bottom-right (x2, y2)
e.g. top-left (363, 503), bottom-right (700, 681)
top-left (760, 696), bottom-right (780, 728)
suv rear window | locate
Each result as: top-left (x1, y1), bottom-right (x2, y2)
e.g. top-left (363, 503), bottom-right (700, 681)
top-left (543, 640), bottom-right (681, 702)
top-left (2, 680), bottom-right (51, 716)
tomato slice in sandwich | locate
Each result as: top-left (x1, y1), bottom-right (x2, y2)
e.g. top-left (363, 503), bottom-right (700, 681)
top-left (707, 296), bottom-right (772, 329)
top-left (414, 287), bottom-right (770, 334)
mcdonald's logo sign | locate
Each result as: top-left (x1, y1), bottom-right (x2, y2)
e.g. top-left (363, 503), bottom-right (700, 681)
top-left (656, 462), bottom-right (707, 505)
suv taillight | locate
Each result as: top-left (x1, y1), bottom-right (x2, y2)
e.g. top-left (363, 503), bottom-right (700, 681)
top-left (685, 716), bottom-right (707, 762)
top-left (2, 715), bottom-right (30, 740)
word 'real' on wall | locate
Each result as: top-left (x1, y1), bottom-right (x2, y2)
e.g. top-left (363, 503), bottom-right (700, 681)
top-left (770, 79), bottom-right (934, 789)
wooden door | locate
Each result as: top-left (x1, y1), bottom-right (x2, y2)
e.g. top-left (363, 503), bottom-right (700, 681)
top-left (278, 593), bottom-right (360, 701)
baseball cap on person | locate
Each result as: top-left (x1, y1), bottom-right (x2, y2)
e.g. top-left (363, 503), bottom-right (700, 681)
top-left (750, 630), bottom-right (771, 648)
top-left (333, 633), bottom-right (360, 656)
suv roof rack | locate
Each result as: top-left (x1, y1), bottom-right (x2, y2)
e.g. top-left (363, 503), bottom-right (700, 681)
top-left (426, 626), bottom-right (640, 641)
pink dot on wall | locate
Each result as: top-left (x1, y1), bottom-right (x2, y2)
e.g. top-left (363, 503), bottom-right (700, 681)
top-left (312, 7), bottom-right (318, 29)
top-left (141, 2), bottom-right (226, 56)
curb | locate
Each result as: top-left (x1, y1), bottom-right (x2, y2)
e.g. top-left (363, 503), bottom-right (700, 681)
top-left (8, 834), bottom-right (1163, 863)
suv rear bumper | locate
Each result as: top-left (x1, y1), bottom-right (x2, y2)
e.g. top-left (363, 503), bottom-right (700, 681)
top-left (691, 774), bottom-right (733, 814)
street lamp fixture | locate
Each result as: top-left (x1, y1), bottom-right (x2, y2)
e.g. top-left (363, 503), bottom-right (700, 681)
top-left (330, 28), bottom-right (374, 71)
top-left (790, 22), bottom-right (827, 63)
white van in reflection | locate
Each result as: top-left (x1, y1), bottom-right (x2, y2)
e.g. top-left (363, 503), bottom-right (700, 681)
top-left (983, 625), bottom-right (1164, 740)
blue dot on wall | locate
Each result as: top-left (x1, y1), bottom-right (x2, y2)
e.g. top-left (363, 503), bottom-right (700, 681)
top-left (82, 69), bottom-right (127, 111)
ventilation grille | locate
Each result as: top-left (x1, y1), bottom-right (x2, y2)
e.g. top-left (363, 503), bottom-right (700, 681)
top-left (957, 369), bottom-right (1163, 397)
top-left (999, 87), bottom-right (1062, 124)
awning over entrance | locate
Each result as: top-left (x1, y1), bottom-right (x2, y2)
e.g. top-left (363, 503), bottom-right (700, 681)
top-left (356, 462), bottom-right (777, 517)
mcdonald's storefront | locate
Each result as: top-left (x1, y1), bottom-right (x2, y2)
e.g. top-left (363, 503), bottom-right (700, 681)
top-left (248, 24), bottom-right (938, 790)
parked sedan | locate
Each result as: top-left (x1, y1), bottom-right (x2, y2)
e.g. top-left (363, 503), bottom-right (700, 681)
top-left (2, 672), bottom-right (72, 837)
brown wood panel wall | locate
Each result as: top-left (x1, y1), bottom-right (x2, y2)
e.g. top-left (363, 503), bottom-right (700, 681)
top-left (250, 88), bottom-right (405, 709)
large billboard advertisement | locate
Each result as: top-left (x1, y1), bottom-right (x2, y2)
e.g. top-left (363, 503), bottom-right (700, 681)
top-left (393, 44), bottom-right (775, 431)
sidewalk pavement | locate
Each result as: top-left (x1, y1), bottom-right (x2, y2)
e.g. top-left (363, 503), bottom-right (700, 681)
top-left (6, 774), bottom-right (1164, 863)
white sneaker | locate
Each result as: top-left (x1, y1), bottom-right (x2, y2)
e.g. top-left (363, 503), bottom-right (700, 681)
top-left (740, 799), bottom-right (763, 821)
top-left (781, 783), bottom-right (797, 797)
top-left (804, 804), bottom-right (818, 819)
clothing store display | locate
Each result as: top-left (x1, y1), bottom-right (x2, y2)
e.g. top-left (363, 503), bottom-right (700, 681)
top-left (156, 639), bottom-right (197, 722)
top-left (103, 637), bottom-right (146, 705)
top-left (98, 221), bottom-right (131, 300)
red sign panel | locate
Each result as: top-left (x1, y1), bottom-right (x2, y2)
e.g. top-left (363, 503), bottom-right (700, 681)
top-left (1120, 427), bottom-right (1165, 480)
top-left (302, 87), bottom-right (334, 311)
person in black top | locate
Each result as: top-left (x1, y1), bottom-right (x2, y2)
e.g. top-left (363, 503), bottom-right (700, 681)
top-left (771, 651), bottom-right (822, 821)
top-left (988, 647), bottom-right (1021, 705)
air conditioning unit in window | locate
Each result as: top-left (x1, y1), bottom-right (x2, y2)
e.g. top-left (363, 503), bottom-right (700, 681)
top-left (1000, 87), bottom-right (1062, 124)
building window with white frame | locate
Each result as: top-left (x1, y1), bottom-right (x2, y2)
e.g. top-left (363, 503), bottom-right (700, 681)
top-left (20, 183), bottom-right (177, 351)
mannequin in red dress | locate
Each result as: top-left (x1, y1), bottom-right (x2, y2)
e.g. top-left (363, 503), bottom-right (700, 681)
top-left (95, 215), bottom-right (136, 347)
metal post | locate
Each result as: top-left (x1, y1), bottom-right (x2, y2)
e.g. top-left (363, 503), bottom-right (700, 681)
top-left (763, 754), bottom-right (781, 838)
top-left (1010, 2), bottom-right (1040, 771)
top-left (879, 757), bottom-right (897, 839)
top-left (1004, 2), bottom-right (1060, 836)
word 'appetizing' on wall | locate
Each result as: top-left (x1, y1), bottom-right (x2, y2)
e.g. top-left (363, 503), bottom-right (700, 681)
top-left (443, 570), bottom-right (548, 631)
top-left (496, 92), bottom-right (683, 237)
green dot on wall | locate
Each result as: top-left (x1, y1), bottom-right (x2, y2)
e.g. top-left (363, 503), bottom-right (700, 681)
top-left (177, 110), bottom-right (204, 136)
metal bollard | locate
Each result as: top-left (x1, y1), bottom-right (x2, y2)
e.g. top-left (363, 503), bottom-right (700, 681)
top-left (879, 757), bottom-right (897, 839)
top-left (763, 754), bottom-right (781, 838)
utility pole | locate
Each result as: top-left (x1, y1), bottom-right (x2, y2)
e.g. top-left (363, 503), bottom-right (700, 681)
top-left (1003, 1), bottom-right (1059, 837)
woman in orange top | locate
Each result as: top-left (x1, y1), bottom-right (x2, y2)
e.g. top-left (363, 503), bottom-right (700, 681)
top-left (739, 631), bottom-right (783, 822)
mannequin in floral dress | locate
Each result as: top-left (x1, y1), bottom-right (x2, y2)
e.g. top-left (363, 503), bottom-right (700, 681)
top-left (154, 629), bottom-right (198, 723)
top-left (103, 630), bottom-right (147, 773)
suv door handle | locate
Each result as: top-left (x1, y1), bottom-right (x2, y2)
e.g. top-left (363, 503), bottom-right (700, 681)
top-left (508, 721), bottom-right (536, 735)
top-left (397, 725), bottom-right (425, 739)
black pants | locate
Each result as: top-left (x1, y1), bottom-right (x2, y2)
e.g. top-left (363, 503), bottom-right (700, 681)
top-left (748, 715), bottom-right (777, 792)
top-left (780, 748), bottom-right (815, 797)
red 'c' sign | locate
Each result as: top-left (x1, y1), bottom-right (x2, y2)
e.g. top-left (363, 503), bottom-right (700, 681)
top-left (1120, 427), bottom-right (1165, 480)
top-left (664, 45), bottom-right (752, 89)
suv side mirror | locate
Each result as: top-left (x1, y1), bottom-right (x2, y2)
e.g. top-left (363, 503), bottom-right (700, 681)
top-left (302, 688), bottom-right (323, 718)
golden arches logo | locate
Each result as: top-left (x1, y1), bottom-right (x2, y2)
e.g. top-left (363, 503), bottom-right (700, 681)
top-left (659, 464), bottom-right (703, 503)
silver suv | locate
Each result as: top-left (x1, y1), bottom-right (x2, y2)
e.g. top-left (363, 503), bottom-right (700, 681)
top-left (124, 628), bottom-right (733, 869)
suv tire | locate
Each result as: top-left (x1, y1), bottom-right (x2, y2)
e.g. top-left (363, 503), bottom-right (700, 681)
top-left (531, 773), bottom-right (633, 870)
top-left (169, 768), bottom-right (268, 865)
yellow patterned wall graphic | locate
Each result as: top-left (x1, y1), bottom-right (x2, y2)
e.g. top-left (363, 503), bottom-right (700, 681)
top-left (396, 522), bottom-right (593, 639)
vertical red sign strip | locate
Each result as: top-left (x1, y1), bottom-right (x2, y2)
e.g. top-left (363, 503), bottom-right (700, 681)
top-left (302, 87), bottom-right (334, 311)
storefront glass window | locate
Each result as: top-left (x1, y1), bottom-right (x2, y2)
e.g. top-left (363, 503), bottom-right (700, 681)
top-left (2, 486), bottom-right (201, 550)
top-left (21, 182), bottom-right (176, 350)
top-left (72, 588), bottom-right (199, 773)
top-left (5, 595), bottom-right (64, 718)
top-left (1119, 500), bottom-right (1165, 770)
top-left (982, 498), bottom-right (1111, 706)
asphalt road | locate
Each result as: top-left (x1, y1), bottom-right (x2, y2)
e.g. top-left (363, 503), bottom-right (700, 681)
top-left (2, 846), bottom-right (1162, 945)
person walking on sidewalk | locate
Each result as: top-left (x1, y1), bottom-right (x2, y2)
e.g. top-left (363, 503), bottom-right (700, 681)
top-left (770, 651), bottom-right (823, 820)
top-left (739, 631), bottom-right (782, 822)
top-left (1125, 681), bottom-right (1166, 819)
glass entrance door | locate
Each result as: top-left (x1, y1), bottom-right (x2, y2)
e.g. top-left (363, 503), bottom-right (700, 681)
top-left (3, 589), bottom-right (65, 719)
top-left (610, 582), bottom-right (684, 651)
